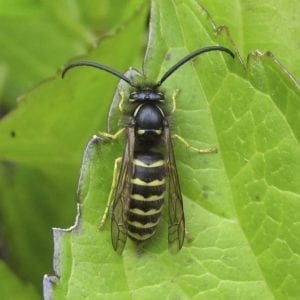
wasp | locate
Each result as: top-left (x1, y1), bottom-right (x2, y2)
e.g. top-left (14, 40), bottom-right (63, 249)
top-left (62, 46), bottom-right (234, 254)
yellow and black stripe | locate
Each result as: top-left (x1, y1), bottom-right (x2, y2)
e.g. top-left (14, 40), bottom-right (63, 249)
top-left (127, 151), bottom-right (165, 242)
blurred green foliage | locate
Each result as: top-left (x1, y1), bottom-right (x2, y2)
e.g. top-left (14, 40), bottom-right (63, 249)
top-left (0, 0), bottom-right (144, 113)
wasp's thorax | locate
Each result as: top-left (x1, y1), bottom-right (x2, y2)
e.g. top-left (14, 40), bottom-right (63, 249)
top-left (133, 103), bottom-right (164, 143)
top-left (130, 87), bottom-right (165, 143)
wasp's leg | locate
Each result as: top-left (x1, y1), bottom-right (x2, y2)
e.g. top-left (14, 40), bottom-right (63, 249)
top-left (99, 157), bottom-right (122, 230)
top-left (170, 89), bottom-right (180, 114)
top-left (172, 134), bottom-right (217, 154)
top-left (97, 128), bottom-right (125, 142)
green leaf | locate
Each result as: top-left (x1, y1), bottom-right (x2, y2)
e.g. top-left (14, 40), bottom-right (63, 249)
top-left (0, 260), bottom-right (39, 300)
top-left (42, 0), bottom-right (299, 299)
top-left (199, 0), bottom-right (300, 79)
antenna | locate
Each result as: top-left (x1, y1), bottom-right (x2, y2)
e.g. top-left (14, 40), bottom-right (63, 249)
top-left (156, 46), bottom-right (235, 86)
top-left (62, 61), bottom-right (135, 87)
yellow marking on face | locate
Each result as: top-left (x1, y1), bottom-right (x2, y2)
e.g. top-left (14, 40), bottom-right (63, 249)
top-left (127, 219), bottom-right (160, 228)
top-left (129, 207), bottom-right (162, 216)
top-left (131, 178), bottom-right (165, 186)
top-left (127, 231), bottom-right (155, 241)
top-left (133, 159), bottom-right (164, 168)
top-left (131, 193), bottom-right (165, 201)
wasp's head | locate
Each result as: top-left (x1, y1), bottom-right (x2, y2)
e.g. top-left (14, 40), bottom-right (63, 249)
top-left (129, 86), bottom-right (164, 103)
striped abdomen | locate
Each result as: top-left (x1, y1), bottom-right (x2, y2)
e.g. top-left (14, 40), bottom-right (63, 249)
top-left (127, 151), bottom-right (165, 242)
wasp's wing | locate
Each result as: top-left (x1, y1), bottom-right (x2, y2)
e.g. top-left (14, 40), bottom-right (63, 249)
top-left (164, 123), bottom-right (185, 253)
top-left (111, 126), bottom-right (135, 254)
